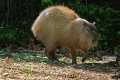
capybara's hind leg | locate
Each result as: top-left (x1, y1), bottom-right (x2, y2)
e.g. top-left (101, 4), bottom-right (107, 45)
top-left (45, 46), bottom-right (58, 62)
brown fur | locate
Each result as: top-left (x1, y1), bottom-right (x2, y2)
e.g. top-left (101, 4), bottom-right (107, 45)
top-left (31, 5), bottom-right (98, 64)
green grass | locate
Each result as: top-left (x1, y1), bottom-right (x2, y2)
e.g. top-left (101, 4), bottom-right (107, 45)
top-left (0, 49), bottom-right (48, 64)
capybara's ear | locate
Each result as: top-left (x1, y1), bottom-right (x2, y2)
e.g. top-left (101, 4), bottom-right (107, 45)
top-left (92, 21), bottom-right (96, 25)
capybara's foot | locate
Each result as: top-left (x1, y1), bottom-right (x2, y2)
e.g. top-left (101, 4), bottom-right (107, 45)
top-left (48, 59), bottom-right (59, 64)
top-left (72, 60), bottom-right (77, 64)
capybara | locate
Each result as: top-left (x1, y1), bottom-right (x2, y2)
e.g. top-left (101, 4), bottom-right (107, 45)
top-left (31, 5), bottom-right (98, 64)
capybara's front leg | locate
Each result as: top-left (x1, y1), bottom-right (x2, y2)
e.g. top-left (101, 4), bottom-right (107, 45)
top-left (82, 51), bottom-right (91, 63)
top-left (82, 55), bottom-right (87, 63)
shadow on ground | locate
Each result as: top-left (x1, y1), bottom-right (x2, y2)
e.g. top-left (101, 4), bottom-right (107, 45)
top-left (71, 62), bottom-right (120, 79)
top-left (72, 62), bottom-right (119, 73)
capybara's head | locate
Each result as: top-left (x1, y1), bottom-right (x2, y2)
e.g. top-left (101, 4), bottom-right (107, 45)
top-left (72, 18), bottom-right (98, 50)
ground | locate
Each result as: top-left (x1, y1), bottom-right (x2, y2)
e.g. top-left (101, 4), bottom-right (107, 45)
top-left (0, 49), bottom-right (119, 80)
top-left (0, 60), bottom-right (112, 80)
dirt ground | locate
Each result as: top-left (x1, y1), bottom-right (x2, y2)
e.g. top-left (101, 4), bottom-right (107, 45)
top-left (0, 57), bottom-right (119, 80)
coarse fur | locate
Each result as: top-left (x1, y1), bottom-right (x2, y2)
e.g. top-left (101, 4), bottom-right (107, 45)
top-left (31, 5), bottom-right (98, 64)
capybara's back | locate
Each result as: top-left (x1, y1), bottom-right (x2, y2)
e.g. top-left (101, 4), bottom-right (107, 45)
top-left (31, 6), bottom-right (79, 44)
top-left (31, 5), bottom-right (98, 64)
